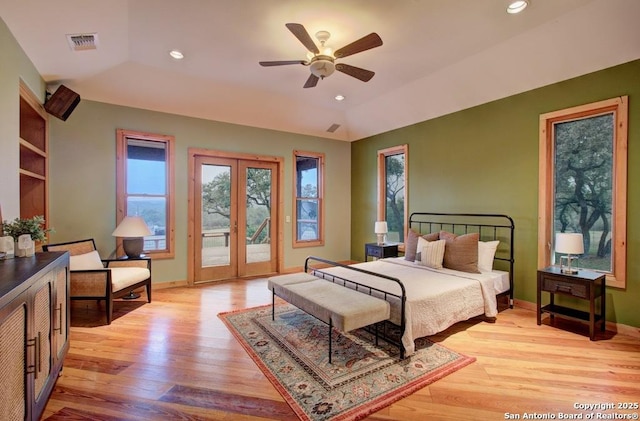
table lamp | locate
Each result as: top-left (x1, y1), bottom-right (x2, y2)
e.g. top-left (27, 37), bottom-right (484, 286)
top-left (112, 216), bottom-right (152, 258)
top-left (555, 233), bottom-right (584, 274)
top-left (375, 221), bottom-right (388, 245)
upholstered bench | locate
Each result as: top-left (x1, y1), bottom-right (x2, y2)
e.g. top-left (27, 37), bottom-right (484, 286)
top-left (268, 273), bottom-right (391, 363)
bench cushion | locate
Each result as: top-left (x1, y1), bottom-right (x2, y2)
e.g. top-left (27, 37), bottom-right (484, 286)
top-left (267, 273), bottom-right (318, 291)
top-left (283, 280), bottom-right (390, 332)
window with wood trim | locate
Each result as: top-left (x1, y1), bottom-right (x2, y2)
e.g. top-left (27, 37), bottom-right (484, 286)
top-left (293, 151), bottom-right (324, 247)
top-left (116, 129), bottom-right (175, 259)
top-left (538, 96), bottom-right (627, 288)
top-left (377, 145), bottom-right (408, 243)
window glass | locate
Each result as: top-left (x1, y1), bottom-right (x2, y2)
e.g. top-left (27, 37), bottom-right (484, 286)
top-left (294, 151), bottom-right (323, 246)
top-left (117, 130), bottom-right (174, 258)
top-left (378, 145), bottom-right (408, 244)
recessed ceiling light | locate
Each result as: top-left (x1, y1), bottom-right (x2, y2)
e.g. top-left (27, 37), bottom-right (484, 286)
top-left (335, 95), bottom-right (345, 101)
top-left (169, 50), bottom-right (184, 60)
top-left (506, 0), bottom-right (529, 14)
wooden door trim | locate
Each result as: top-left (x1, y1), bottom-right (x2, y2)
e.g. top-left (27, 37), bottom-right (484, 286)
top-left (187, 148), bottom-right (284, 285)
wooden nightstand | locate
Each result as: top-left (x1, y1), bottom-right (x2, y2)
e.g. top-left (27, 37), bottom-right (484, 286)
top-left (364, 243), bottom-right (398, 261)
top-left (537, 266), bottom-right (606, 340)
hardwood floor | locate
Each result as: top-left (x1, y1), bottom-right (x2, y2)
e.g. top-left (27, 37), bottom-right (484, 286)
top-left (43, 278), bottom-right (640, 421)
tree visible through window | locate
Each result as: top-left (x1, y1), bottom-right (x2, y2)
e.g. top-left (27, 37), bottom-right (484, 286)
top-left (539, 96), bottom-right (627, 287)
top-left (378, 145), bottom-right (408, 243)
top-left (293, 151), bottom-right (324, 247)
top-left (116, 129), bottom-right (175, 259)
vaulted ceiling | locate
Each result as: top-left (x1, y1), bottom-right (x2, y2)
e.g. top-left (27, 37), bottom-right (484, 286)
top-left (1, 0), bottom-right (638, 141)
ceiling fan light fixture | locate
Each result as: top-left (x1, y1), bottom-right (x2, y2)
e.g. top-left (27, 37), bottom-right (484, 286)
top-left (310, 58), bottom-right (335, 78)
top-left (506, 0), bottom-right (529, 14)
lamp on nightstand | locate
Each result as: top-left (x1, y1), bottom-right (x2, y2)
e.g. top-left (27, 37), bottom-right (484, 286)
top-left (555, 233), bottom-right (584, 274)
top-left (374, 221), bottom-right (388, 245)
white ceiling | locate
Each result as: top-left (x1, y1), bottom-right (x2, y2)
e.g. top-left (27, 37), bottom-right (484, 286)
top-left (1, 0), bottom-right (639, 141)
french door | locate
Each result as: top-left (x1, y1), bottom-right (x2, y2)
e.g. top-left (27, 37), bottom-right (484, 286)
top-left (193, 155), bottom-right (278, 282)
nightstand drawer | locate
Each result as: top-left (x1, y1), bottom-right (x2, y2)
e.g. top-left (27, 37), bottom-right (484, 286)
top-left (366, 244), bottom-right (384, 258)
top-left (542, 277), bottom-right (587, 298)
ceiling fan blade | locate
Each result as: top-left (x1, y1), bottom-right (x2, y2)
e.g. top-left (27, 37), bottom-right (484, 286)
top-left (285, 23), bottom-right (319, 54)
top-left (334, 33), bottom-right (383, 59)
top-left (303, 74), bottom-right (319, 88)
top-left (335, 63), bottom-right (375, 82)
top-left (259, 60), bottom-right (306, 67)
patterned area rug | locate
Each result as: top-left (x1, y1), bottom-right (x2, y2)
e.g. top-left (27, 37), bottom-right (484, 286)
top-left (218, 304), bottom-right (475, 421)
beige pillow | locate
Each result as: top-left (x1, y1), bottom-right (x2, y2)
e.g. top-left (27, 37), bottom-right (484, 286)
top-left (418, 239), bottom-right (446, 269)
top-left (70, 250), bottom-right (104, 270)
top-left (478, 240), bottom-right (500, 271)
top-left (440, 231), bottom-right (480, 273)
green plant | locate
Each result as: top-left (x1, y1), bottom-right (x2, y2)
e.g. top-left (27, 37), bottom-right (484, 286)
top-left (2, 215), bottom-right (53, 242)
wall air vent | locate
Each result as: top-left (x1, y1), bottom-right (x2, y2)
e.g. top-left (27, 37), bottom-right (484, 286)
top-left (327, 123), bottom-right (341, 133)
top-left (66, 33), bottom-right (99, 51)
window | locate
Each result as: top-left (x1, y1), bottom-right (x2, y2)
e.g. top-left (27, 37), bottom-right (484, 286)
top-left (116, 129), bottom-right (175, 259)
top-left (538, 96), bottom-right (627, 288)
top-left (377, 145), bottom-right (408, 243)
top-left (293, 151), bottom-right (324, 247)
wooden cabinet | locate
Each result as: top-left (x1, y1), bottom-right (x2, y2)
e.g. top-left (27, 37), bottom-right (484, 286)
top-left (19, 81), bottom-right (49, 223)
top-left (0, 252), bottom-right (69, 420)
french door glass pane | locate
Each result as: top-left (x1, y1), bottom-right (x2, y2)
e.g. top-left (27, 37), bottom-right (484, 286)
top-left (201, 164), bottom-right (231, 268)
top-left (553, 113), bottom-right (614, 272)
top-left (246, 168), bottom-right (271, 263)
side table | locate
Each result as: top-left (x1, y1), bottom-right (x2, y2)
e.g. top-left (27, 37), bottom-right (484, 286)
top-left (537, 266), bottom-right (606, 340)
top-left (364, 243), bottom-right (398, 261)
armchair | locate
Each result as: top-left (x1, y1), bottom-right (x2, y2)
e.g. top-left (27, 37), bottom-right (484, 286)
top-left (43, 238), bottom-right (151, 324)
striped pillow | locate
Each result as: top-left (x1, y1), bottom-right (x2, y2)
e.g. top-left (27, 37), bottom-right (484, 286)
top-left (417, 238), bottom-right (446, 269)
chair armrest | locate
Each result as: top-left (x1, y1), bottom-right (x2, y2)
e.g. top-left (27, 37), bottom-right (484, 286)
top-left (104, 257), bottom-right (151, 270)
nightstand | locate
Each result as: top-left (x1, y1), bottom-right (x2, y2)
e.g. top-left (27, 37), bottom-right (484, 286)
top-left (537, 266), bottom-right (606, 340)
top-left (364, 243), bottom-right (398, 261)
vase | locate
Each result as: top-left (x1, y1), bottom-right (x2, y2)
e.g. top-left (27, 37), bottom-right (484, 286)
top-left (14, 241), bottom-right (35, 257)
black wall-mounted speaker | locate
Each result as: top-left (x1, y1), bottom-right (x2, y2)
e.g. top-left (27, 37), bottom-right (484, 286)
top-left (44, 85), bottom-right (81, 121)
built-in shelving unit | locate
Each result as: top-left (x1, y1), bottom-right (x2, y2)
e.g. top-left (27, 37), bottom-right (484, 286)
top-left (19, 81), bottom-right (48, 222)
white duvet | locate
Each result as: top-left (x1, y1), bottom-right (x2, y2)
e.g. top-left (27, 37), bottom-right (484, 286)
top-left (317, 257), bottom-right (500, 356)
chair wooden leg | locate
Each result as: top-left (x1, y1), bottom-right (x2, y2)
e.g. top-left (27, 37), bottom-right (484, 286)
top-left (106, 297), bottom-right (113, 325)
top-left (146, 282), bottom-right (152, 303)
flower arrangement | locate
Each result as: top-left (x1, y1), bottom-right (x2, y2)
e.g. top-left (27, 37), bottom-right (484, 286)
top-left (2, 215), bottom-right (53, 242)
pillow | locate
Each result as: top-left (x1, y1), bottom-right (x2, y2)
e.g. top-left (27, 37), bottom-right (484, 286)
top-left (404, 229), bottom-right (420, 261)
top-left (478, 240), bottom-right (500, 272)
top-left (419, 239), bottom-right (446, 269)
top-left (70, 250), bottom-right (104, 271)
top-left (440, 231), bottom-right (480, 273)
top-left (414, 232), bottom-right (440, 262)
top-left (405, 230), bottom-right (439, 262)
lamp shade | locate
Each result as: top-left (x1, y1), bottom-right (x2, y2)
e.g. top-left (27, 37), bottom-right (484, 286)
top-left (374, 221), bottom-right (388, 234)
top-left (555, 233), bottom-right (584, 254)
top-left (112, 216), bottom-right (152, 238)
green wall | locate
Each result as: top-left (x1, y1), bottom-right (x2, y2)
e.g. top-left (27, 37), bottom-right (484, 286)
top-left (48, 101), bottom-right (352, 283)
top-left (351, 59), bottom-right (639, 328)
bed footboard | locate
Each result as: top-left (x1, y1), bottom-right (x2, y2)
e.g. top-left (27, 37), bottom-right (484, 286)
top-left (304, 256), bottom-right (407, 359)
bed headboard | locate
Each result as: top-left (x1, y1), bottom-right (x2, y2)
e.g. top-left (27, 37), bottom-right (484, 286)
top-left (409, 212), bottom-right (515, 307)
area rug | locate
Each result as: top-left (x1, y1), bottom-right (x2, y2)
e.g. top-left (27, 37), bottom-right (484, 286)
top-left (218, 303), bottom-right (475, 421)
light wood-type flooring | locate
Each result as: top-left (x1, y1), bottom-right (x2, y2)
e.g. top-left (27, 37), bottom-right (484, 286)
top-left (43, 277), bottom-right (640, 421)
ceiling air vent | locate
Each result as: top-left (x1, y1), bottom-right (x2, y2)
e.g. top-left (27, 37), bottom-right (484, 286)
top-left (66, 33), bottom-right (98, 51)
top-left (327, 123), bottom-right (341, 133)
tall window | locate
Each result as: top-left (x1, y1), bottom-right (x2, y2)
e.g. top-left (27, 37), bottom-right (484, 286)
top-left (293, 151), bottom-right (324, 247)
top-left (378, 145), bottom-right (408, 243)
top-left (116, 129), bottom-right (175, 258)
top-left (538, 96), bottom-right (627, 288)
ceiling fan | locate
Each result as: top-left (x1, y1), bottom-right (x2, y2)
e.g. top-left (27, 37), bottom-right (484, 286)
top-left (259, 23), bottom-right (383, 88)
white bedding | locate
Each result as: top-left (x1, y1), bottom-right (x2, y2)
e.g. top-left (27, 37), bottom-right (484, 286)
top-left (317, 257), bottom-right (506, 356)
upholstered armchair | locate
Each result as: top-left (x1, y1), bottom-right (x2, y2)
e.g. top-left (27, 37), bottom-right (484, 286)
top-left (43, 238), bottom-right (151, 324)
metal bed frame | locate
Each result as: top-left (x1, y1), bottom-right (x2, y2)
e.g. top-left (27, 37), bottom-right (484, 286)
top-left (304, 212), bottom-right (516, 359)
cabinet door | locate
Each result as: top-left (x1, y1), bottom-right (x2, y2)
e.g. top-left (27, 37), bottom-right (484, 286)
top-left (31, 275), bottom-right (52, 410)
top-left (53, 266), bottom-right (69, 361)
top-left (0, 293), bottom-right (29, 421)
